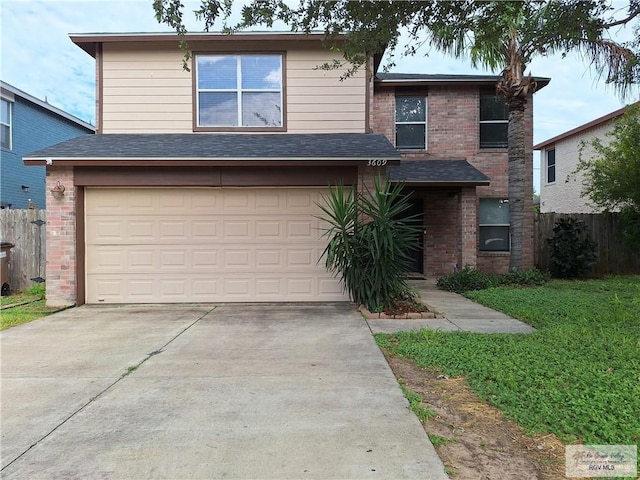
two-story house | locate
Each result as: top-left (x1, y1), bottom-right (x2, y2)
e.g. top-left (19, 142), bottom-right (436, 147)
top-left (534, 102), bottom-right (637, 213)
top-left (1, 81), bottom-right (94, 209)
top-left (24, 32), bottom-right (548, 306)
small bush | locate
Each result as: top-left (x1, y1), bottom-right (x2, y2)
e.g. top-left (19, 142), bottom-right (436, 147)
top-left (503, 267), bottom-right (550, 286)
top-left (437, 266), bottom-right (549, 293)
top-left (24, 283), bottom-right (45, 299)
top-left (436, 266), bottom-right (498, 292)
top-left (548, 218), bottom-right (598, 278)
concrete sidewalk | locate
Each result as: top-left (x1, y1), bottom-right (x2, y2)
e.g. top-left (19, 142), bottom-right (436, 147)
top-left (367, 279), bottom-right (536, 334)
top-left (1, 303), bottom-right (448, 479)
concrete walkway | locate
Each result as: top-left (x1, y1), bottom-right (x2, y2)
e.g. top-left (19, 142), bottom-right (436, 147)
top-left (1, 303), bottom-right (448, 480)
top-left (367, 279), bottom-right (536, 334)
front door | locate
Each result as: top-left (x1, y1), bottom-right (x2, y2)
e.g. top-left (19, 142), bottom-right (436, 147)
top-left (402, 198), bottom-right (424, 274)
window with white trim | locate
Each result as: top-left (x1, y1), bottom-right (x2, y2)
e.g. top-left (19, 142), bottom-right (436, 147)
top-left (479, 198), bottom-right (510, 252)
top-left (546, 148), bottom-right (556, 183)
top-left (395, 96), bottom-right (427, 149)
top-left (1, 98), bottom-right (11, 150)
top-left (196, 54), bottom-right (283, 128)
top-left (479, 93), bottom-right (508, 148)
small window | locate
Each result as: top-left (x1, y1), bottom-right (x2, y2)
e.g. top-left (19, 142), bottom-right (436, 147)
top-left (396, 96), bottom-right (427, 149)
top-left (196, 54), bottom-right (283, 129)
top-left (479, 198), bottom-right (510, 252)
top-left (479, 94), bottom-right (508, 148)
top-left (547, 148), bottom-right (556, 183)
top-left (1, 98), bottom-right (11, 150)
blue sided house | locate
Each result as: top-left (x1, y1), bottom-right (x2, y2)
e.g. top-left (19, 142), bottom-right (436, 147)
top-left (1, 81), bottom-right (94, 209)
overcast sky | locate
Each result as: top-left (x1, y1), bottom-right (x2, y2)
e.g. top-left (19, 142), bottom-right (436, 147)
top-left (1, 0), bottom-right (638, 192)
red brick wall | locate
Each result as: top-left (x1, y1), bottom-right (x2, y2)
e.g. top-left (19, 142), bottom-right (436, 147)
top-left (372, 83), bottom-right (535, 275)
top-left (45, 167), bottom-right (77, 306)
top-left (478, 253), bottom-right (510, 274)
top-left (459, 187), bottom-right (478, 269)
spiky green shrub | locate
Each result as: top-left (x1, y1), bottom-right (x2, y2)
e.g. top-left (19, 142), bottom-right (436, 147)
top-left (317, 177), bottom-right (421, 312)
top-left (548, 218), bottom-right (598, 278)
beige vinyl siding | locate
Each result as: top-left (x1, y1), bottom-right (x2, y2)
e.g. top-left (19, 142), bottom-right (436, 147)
top-left (286, 50), bottom-right (366, 133)
top-left (102, 43), bottom-right (193, 133)
top-left (101, 43), bottom-right (366, 133)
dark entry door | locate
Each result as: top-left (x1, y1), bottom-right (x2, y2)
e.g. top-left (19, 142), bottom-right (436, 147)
top-left (401, 198), bottom-right (424, 274)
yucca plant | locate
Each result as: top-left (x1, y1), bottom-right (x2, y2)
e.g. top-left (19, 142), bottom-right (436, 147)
top-left (317, 177), bottom-right (421, 312)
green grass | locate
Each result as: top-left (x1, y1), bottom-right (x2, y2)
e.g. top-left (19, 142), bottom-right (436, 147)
top-left (428, 434), bottom-right (457, 447)
top-left (399, 383), bottom-right (436, 423)
top-left (1, 284), bottom-right (62, 330)
top-left (376, 276), bottom-right (640, 448)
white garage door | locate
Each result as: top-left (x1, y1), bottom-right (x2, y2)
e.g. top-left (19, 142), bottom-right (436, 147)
top-left (85, 187), bottom-right (347, 303)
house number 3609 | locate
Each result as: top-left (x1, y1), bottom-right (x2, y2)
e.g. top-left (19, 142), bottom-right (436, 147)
top-left (367, 159), bottom-right (388, 167)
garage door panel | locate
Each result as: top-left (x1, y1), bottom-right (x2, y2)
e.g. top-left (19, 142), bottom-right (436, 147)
top-left (223, 249), bottom-right (251, 268)
top-left (192, 250), bottom-right (218, 267)
top-left (88, 272), bottom-right (345, 303)
top-left (255, 278), bottom-right (282, 296)
top-left (159, 220), bottom-right (189, 240)
top-left (192, 220), bottom-right (218, 239)
top-left (256, 250), bottom-right (281, 267)
top-left (223, 220), bottom-right (251, 239)
top-left (255, 220), bottom-right (283, 238)
top-left (86, 188), bottom-right (347, 303)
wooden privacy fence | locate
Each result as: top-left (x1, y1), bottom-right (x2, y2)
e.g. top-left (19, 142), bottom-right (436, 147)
top-left (0, 209), bottom-right (46, 293)
top-left (535, 212), bottom-right (640, 275)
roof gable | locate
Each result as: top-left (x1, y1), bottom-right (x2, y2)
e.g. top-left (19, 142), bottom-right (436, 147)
top-left (1, 81), bottom-right (95, 131)
top-left (534, 101), bottom-right (639, 150)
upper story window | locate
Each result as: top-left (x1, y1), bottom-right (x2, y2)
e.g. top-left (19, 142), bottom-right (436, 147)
top-left (1, 98), bottom-right (12, 150)
top-left (546, 148), bottom-right (556, 183)
top-left (479, 198), bottom-right (510, 252)
top-left (195, 54), bottom-right (283, 129)
top-left (395, 96), bottom-right (427, 150)
top-left (479, 93), bottom-right (508, 148)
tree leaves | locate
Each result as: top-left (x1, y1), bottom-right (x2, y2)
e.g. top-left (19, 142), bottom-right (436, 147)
top-left (576, 103), bottom-right (640, 243)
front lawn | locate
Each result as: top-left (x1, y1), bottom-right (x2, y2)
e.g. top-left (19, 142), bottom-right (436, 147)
top-left (375, 276), bottom-right (640, 448)
top-left (0, 284), bottom-right (62, 330)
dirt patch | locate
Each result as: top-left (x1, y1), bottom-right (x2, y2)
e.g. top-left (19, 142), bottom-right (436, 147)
top-left (384, 354), bottom-right (567, 479)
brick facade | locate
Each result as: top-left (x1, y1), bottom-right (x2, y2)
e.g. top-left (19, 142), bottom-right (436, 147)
top-left (372, 83), bottom-right (535, 275)
top-left (45, 167), bottom-right (77, 307)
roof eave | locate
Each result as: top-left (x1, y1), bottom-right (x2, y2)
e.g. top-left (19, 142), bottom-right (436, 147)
top-left (390, 179), bottom-right (490, 187)
top-left (376, 76), bottom-right (551, 91)
top-left (24, 156), bottom-right (402, 167)
top-left (70, 31), bottom-right (349, 58)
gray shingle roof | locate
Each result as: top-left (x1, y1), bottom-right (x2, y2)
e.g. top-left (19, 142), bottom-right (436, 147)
top-left (388, 160), bottom-right (490, 185)
top-left (24, 133), bottom-right (400, 160)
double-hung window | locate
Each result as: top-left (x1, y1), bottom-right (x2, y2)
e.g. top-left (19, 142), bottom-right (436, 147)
top-left (546, 148), bottom-right (556, 183)
top-left (395, 96), bottom-right (427, 150)
top-left (196, 54), bottom-right (283, 129)
top-left (479, 198), bottom-right (510, 252)
top-left (479, 93), bottom-right (508, 148)
top-left (1, 98), bottom-right (11, 150)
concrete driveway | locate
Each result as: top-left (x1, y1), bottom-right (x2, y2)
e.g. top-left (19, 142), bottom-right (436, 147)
top-left (1, 304), bottom-right (447, 479)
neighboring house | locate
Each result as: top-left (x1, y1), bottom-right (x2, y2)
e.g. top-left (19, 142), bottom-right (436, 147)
top-left (534, 102), bottom-right (637, 213)
top-left (1, 81), bottom-right (94, 209)
top-left (24, 32), bottom-right (548, 306)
